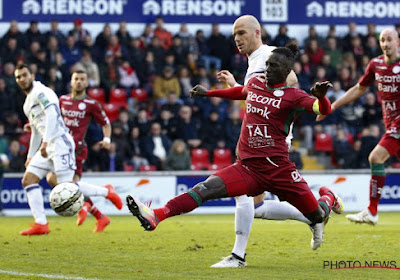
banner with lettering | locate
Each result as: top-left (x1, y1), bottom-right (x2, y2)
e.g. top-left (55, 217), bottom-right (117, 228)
top-left (1, 0), bottom-right (400, 24)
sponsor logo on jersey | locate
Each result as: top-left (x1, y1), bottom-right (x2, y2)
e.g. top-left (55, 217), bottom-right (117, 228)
top-left (246, 104), bottom-right (271, 119)
top-left (247, 92), bottom-right (282, 108)
top-left (246, 124), bottom-right (274, 148)
top-left (78, 102), bottom-right (86, 110)
top-left (393, 65), bottom-right (400, 74)
top-left (273, 90), bottom-right (284, 97)
top-left (251, 83), bottom-right (265, 91)
top-left (375, 73), bottom-right (400, 93)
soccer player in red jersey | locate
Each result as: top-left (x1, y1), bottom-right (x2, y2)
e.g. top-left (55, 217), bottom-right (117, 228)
top-left (318, 28), bottom-right (400, 225)
top-left (47, 70), bottom-right (123, 232)
top-left (127, 44), bottom-right (344, 264)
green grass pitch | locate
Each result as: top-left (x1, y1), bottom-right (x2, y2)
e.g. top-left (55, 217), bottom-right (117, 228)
top-left (0, 213), bottom-right (399, 280)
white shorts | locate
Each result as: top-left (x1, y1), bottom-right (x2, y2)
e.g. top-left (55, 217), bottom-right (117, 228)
top-left (26, 133), bottom-right (76, 183)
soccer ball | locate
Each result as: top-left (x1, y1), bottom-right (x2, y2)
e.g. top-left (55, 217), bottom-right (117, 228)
top-left (49, 182), bottom-right (84, 217)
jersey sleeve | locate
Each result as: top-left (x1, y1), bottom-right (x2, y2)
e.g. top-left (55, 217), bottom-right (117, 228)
top-left (293, 89), bottom-right (320, 113)
top-left (36, 89), bottom-right (63, 142)
top-left (358, 60), bottom-right (376, 87)
top-left (91, 100), bottom-right (110, 126)
top-left (206, 86), bottom-right (247, 100)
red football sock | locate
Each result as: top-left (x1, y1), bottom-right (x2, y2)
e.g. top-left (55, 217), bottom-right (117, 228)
top-left (85, 197), bottom-right (94, 207)
top-left (368, 175), bottom-right (385, 216)
top-left (318, 193), bottom-right (334, 218)
top-left (90, 206), bottom-right (103, 220)
top-left (154, 190), bottom-right (203, 222)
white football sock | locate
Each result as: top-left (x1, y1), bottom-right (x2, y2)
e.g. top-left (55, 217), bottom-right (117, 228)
top-left (232, 195), bottom-right (254, 259)
top-left (25, 184), bottom-right (47, 225)
top-left (76, 181), bottom-right (108, 197)
top-left (254, 200), bottom-right (311, 224)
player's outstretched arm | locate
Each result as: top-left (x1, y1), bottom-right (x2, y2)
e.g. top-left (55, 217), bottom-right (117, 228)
top-left (316, 83), bottom-right (367, 121)
top-left (190, 84), bottom-right (247, 100)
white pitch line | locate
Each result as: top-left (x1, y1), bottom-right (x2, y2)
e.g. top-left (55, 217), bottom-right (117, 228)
top-left (0, 269), bottom-right (99, 280)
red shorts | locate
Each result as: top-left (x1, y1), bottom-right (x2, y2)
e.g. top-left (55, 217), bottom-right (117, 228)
top-left (378, 128), bottom-right (400, 159)
top-left (214, 157), bottom-right (319, 214)
top-left (75, 145), bottom-right (88, 177)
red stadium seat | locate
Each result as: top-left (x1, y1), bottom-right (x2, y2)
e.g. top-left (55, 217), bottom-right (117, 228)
top-left (139, 165), bottom-right (157, 172)
top-left (191, 148), bottom-right (210, 170)
top-left (392, 162), bottom-right (400, 169)
top-left (314, 133), bottom-right (333, 152)
top-left (18, 132), bottom-right (31, 153)
top-left (103, 103), bottom-right (120, 122)
top-left (213, 148), bottom-right (232, 167)
top-left (123, 163), bottom-right (134, 172)
top-left (131, 88), bottom-right (148, 103)
top-left (110, 88), bottom-right (127, 109)
top-left (87, 88), bottom-right (106, 104)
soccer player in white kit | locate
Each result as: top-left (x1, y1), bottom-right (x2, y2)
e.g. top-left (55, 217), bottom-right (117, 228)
top-left (15, 64), bottom-right (77, 235)
top-left (211, 15), bottom-right (327, 267)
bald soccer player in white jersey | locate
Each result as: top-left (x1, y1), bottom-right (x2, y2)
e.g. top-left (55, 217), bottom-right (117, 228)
top-left (15, 64), bottom-right (77, 235)
top-left (212, 15), bottom-right (330, 268)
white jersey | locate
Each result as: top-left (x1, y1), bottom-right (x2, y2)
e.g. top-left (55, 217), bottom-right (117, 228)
top-left (244, 45), bottom-right (276, 85)
top-left (23, 81), bottom-right (69, 158)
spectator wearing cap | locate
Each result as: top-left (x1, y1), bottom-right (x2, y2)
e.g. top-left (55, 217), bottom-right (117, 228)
top-left (153, 66), bottom-right (181, 104)
top-left (153, 16), bottom-right (173, 50)
top-left (69, 18), bottom-right (90, 45)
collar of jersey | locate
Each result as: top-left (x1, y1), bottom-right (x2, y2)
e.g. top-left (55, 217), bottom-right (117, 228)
top-left (266, 82), bottom-right (288, 90)
top-left (385, 55), bottom-right (400, 65)
top-left (72, 93), bottom-right (87, 100)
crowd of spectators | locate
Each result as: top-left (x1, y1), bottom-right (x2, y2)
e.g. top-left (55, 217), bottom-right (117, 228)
top-left (0, 17), bottom-right (397, 172)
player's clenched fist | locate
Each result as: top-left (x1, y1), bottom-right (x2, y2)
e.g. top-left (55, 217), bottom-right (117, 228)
top-left (189, 85), bottom-right (207, 98)
top-left (310, 81), bottom-right (333, 99)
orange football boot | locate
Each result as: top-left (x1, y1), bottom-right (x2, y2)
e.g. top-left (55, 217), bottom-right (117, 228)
top-left (77, 201), bottom-right (91, 226)
top-left (93, 215), bottom-right (110, 233)
top-left (20, 223), bottom-right (50, 235)
top-left (105, 184), bottom-right (123, 210)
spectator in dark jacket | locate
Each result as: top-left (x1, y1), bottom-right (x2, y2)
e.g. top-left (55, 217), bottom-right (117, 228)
top-left (142, 122), bottom-right (172, 169)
